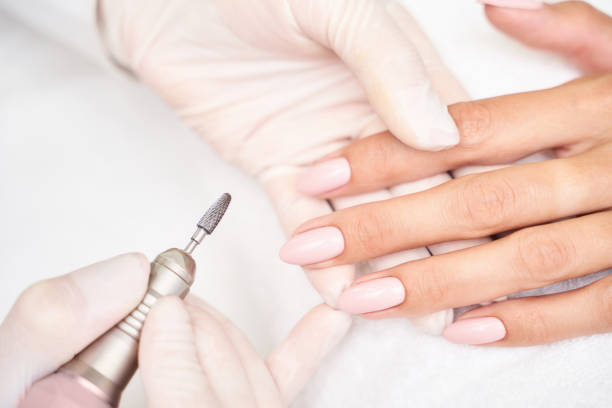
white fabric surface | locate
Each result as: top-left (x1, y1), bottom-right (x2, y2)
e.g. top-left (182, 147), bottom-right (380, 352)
top-left (0, 1), bottom-right (611, 407)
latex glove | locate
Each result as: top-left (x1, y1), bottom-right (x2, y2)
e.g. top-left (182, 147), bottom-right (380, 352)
top-left (0, 254), bottom-right (150, 407)
top-left (0, 254), bottom-right (349, 407)
top-left (139, 295), bottom-right (348, 408)
top-left (98, 0), bottom-right (482, 336)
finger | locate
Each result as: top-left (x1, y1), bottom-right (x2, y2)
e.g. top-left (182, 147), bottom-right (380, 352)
top-left (186, 300), bottom-right (258, 408)
top-left (391, 176), bottom-right (494, 331)
top-left (482, 1), bottom-right (612, 73)
top-left (284, 146), bottom-right (612, 267)
top-left (296, 75), bottom-right (612, 198)
top-left (443, 274), bottom-right (612, 346)
top-left (385, 1), bottom-right (469, 105)
top-left (332, 188), bottom-right (452, 334)
top-left (139, 297), bottom-right (220, 408)
top-left (264, 169), bottom-right (355, 306)
top-left (0, 253), bottom-right (149, 406)
top-left (344, 210), bottom-right (612, 318)
top-left (185, 295), bottom-right (284, 408)
top-left (266, 304), bottom-right (351, 405)
top-left (287, 0), bottom-right (459, 151)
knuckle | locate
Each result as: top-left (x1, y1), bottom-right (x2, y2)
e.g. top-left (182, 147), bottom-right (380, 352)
top-left (15, 278), bottom-right (82, 339)
top-left (405, 262), bottom-right (450, 313)
top-left (450, 101), bottom-right (494, 148)
top-left (349, 209), bottom-right (390, 255)
top-left (452, 175), bottom-right (518, 233)
top-left (513, 228), bottom-right (575, 285)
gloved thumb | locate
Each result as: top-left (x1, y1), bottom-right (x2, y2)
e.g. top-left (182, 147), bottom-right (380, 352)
top-left (482, 1), bottom-right (612, 72)
top-left (139, 297), bottom-right (221, 408)
top-left (287, 0), bottom-right (460, 151)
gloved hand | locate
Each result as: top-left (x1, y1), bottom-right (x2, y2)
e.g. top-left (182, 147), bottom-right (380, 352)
top-left (0, 254), bottom-right (349, 407)
top-left (98, 0), bottom-right (483, 335)
top-left (139, 295), bottom-right (348, 408)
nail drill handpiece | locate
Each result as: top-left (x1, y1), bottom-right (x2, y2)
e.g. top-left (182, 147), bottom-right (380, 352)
top-left (52, 194), bottom-right (232, 407)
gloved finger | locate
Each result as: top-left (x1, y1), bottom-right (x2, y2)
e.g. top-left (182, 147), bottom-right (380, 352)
top-left (287, 0), bottom-right (459, 151)
top-left (332, 189), bottom-right (453, 334)
top-left (482, 1), bottom-right (612, 73)
top-left (264, 169), bottom-right (355, 306)
top-left (444, 274), bottom-right (612, 346)
top-left (139, 297), bottom-right (220, 408)
top-left (0, 253), bottom-right (149, 406)
top-left (297, 75), bottom-right (612, 198)
top-left (385, 1), bottom-right (470, 106)
top-left (266, 304), bottom-right (351, 405)
top-left (185, 300), bottom-right (259, 408)
top-left (184, 295), bottom-right (284, 408)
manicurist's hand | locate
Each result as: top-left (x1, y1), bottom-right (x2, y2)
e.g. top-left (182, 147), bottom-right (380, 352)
top-left (139, 296), bottom-right (348, 408)
top-left (0, 253), bottom-right (348, 407)
top-left (0, 254), bottom-right (150, 407)
top-left (281, 1), bottom-right (612, 346)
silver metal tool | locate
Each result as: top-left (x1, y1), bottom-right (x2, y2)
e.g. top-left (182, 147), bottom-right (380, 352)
top-left (59, 193), bottom-right (231, 407)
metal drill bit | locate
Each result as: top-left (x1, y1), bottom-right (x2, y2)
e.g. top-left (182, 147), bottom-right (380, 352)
top-left (184, 193), bottom-right (231, 254)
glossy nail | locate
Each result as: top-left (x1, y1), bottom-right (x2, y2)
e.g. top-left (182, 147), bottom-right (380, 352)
top-left (337, 277), bottom-right (405, 314)
top-left (297, 158), bottom-right (351, 195)
top-left (478, 0), bottom-right (543, 10)
top-left (279, 226), bottom-right (344, 265)
top-left (443, 317), bottom-right (506, 345)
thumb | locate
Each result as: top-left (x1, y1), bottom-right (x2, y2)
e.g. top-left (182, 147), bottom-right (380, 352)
top-left (139, 297), bottom-right (220, 408)
top-left (482, 1), bottom-right (612, 72)
top-left (287, 0), bottom-right (459, 151)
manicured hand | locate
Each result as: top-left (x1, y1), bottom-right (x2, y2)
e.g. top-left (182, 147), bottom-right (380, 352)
top-left (282, 1), bottom-right (612, 346)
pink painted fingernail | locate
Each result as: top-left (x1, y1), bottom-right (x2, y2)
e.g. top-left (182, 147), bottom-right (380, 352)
top-left (279, 226), bottom-right (344, 265)
top-left (297, 158), bottom-right (351, 195)
top-left (443, 317), bottom-right (506, 345)
top-left (337, 277), bottom-right (405, 314)
top-left (477, 0), bottom-right (543, 10)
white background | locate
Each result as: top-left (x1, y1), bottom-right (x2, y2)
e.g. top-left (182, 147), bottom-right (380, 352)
top-left (1, 1), bottom-right (611, 407)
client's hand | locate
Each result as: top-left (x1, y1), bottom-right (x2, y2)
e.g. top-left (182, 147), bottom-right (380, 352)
top-left (283, 1), bottom-right (612, 346)
top-left (0, 254), bottom-right (347, 408)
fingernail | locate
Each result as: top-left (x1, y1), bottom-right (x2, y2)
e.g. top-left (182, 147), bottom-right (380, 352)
top-left (297, 158), bottom-right (351, 195)
top-left (443, 317), bottom-right (506, 345)
top-left (279, 226), bottom-right (344, 265)
top-left (477, 0), bottom-right (543, 10)
top-left (337, 277), bottom-right (405, 314)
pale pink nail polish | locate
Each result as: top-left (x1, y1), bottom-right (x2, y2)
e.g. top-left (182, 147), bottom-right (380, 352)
top-left (297, 158), bottom-right (351, 195)
top-left (280, 226), bottom-right (344, 265)
top-left (478, 0), bottom-right (543, 10)
top-left (337, 277), bottom-right (405, 314)
top-left (443, 317), bottom-right (506, 345)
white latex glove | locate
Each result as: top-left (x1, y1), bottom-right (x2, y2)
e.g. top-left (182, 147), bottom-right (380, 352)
top-left (0, 254), bottom-right (349, 407)
top-left (0, 254), bottom-right (150, 407)
top-left (98, 0), bottom-right (479, 336)
top-left (139, 295), bottom-right (348, 408)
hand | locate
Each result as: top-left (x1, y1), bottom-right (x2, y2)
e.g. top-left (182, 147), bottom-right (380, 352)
top-left (139, 295), bottom-right (347, 408)
top-left (0, 254), bottom-right (348, 407)
top-left (0, 254), bottom-right (150, 407)
top-left (281, 1), bottom-right (612, 346)
top-left (98, 0), bottom-right (472, 334)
